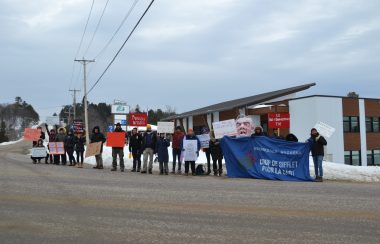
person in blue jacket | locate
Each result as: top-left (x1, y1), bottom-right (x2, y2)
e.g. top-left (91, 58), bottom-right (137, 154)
top-left (155, 133), bottom-right (170, 175)
top-left (307, 128), bottom-right (327, 182)
top-left (181, 128), bottom-right (201, 176)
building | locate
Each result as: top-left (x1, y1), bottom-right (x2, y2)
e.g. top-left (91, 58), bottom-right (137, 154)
top-left (164, 83), bottom-right (380, 166)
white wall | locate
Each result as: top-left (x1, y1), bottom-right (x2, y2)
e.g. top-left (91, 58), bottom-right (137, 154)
top-left (213, 112), bottom-right (220, 123)
top-left (289, 97), bottom-right (345, 164)
top-left (188, 116), bottom-right (193, 129)
top-left (207, 114), bottom-right (212, 128)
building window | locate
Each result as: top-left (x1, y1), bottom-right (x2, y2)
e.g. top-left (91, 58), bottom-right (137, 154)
top-left (366, 117), bottom-right (380, 132)
top-left (367, 150), bottom-right (380, 166)
top-left (344, 150), bottom-right (361, 166)
top-left (343, 116), bottom-right (360, 132)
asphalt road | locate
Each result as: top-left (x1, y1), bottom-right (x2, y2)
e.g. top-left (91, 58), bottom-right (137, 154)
top-left (1, 141), bottom-right (380, 244)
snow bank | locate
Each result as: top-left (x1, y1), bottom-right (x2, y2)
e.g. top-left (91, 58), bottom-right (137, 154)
top-left (0, 139), bottom-right (23, 146)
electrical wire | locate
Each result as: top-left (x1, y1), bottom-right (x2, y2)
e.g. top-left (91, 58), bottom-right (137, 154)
top-left (86, 0), bottom-right (154, 97)
top-left (74, 0), bottom-right (95, 59)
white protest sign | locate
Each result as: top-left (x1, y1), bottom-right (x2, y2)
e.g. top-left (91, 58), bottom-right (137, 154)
top-left (46, 116), bottom-right (60, 125)
top-left (183, 140), bottom-right (198, 161)
top-left (314, 121), bottom-right (336, 138)
top-left (212, 119), bottom-right (237, 139)
top-left (32, 147), bottom-right (47, 158)
top-left (157, 122), bottom-right (175, 134)
top-left (197, 134), bottom-right (210, 148)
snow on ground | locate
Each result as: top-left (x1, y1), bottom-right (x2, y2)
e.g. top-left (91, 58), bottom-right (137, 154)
top-left (3, 139), bottom-right (379, 182)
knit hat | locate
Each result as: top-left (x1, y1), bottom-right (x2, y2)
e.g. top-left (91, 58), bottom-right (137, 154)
top-left (146, 124), bottom-right (152, 129)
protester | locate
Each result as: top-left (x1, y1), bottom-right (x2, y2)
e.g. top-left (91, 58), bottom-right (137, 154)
top-left (209, 130), bottom-right (223, 176)
top-left (129, 127), bottom-right (142, 172)
top-left (272, 128), bottom-right (284, 140)
top-left (141, 124), bottom-right (157, 174)
top-left (111, 123), bottom-right (126, 172)
top-left (75, 132), bottom-right (86, 168)
top-left (31, 139), bottom-right (46, 164)
top-left (251, 126), bottom-right (265, 137)
top-left (90, 126), bottom-right (106, 169)
top-left (156, 133), bottom-right (170, 175)
top-left (285, 133), bottom-right (298, 142)
top-left (308, 128), bottom-right (327, 182)
top-left (171, 126), bottom-right (185, 174)
top-left (65, 130), bottom-right (77, 166)
top-left (181, 128), bottom-right (201, 176)
top-left (201, 127), bottom-right (211, 175)
top-left (45, 124), bottom-right (57, 164)
top-left (32, 126), bottom-right (45, 147)
top-left (55, 127), bottom-right (67, 165)
top-left (236, 114), bottom-right (254, 137)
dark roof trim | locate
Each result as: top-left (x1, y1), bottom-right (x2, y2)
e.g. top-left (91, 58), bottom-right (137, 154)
top-left (164, 83), bottom-right (316, 120)
top-left (289, 95), bottom-right (380, 101)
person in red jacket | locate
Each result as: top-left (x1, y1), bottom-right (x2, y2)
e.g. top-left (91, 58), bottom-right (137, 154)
top-left (171, 126), bottom-right (184, 174)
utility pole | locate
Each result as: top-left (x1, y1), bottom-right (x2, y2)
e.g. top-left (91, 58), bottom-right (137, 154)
top-left (69, 89), bottom-right (81, 121)
top-left (75, 58), bottom-right (95, 145)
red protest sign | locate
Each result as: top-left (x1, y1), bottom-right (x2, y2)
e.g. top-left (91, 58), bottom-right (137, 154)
top-left (129, 113), bottom-right (148, 127)
top-left (106, 132), bottom-right (126, 147)
top-left (24, 128), bottom-right (41, 141)
top-left (268, 113), bottom-right (290, 129)
top-left (48, 142), bottom-right (65, 154)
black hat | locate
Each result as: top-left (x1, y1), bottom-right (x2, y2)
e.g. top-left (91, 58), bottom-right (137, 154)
top-left (175, 126), bottom-right (181, 130)
top-left (116, 122), bottom-right (121, 126)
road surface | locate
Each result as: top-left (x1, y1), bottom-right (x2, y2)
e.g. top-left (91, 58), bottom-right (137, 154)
top-left (1, 140), bottom-right (379, 243)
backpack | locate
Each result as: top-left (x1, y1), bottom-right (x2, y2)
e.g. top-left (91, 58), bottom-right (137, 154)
top-left (195, 164), bottom-right (205, 176)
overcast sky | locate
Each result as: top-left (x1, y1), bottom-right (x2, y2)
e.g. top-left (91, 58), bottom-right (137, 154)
top-left (1, 0), bottom-right (379, 120)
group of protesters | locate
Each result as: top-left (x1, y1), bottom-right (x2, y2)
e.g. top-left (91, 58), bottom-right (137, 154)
top-left (31, 114), bottom-right (327, 181)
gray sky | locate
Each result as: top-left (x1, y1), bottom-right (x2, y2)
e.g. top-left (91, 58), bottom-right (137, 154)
top-left (1, 0), bottom-right (379, 120)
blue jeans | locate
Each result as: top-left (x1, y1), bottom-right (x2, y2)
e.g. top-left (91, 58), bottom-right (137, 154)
top-left (312, 155), bottom-right (324, 177)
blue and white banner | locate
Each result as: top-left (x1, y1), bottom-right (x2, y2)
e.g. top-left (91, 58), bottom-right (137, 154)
top-left (221, 136), bottom-right (313, 182)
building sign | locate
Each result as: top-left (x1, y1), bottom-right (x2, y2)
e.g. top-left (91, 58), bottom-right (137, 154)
top-left (111, 105), bottom-right (129, 114)
top-left (268, 113), bottom-right (290, 129)
top-left (129, 113), bottom-right (148, 127)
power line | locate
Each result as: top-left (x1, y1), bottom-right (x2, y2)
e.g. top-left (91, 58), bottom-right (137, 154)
top-left (83, 0), bottom-right (111, 57)
top-left (86, 0), bottom-right (155, 96)
top-left (74, 0), bottom-right (95, 59)
top-left (93, 0), bottom-right (139, 59)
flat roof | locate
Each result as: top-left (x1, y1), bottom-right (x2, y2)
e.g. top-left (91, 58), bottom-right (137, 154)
top-left (288, 95), bottom-right (380, 101)
top-left (164, 83), bottom-right (316, 120)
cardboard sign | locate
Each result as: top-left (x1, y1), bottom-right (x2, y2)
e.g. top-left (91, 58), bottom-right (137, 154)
top-left (48, 142), bottom-right (65, 155)
top-left (212, 119), bottom-right (237, 139)
top-left (197, 134), bottom-right (210, 148)
top-left (157, 122), bottom-right (175, 134)
top-left (32, 147), bottom-right (47, 158)
top-left (314, 121), bottom-right (336, 138)
top-left (85, 142), bottom-right (102, 158)
top-left (268, 113), bottom-right (290, 129)
top-left (106, 132), bottom-right (126, 147)
top-left (183, 140), bottom-right (198, 161)
top-left (46, 116), bottom-right (60, 126)
top-left (129, 113), bottom-right (148, 127)
top-left (24, 128), bottom-right (42, 141)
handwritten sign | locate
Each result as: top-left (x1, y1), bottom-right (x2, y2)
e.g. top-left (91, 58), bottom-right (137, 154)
top-left (48, 142), bottom-right (65, 155)
top-left (24, 128), bottom-right (41, 141)
top-left (197, 134), bottom-right (210, 148)
top-left (106, 132), bottom-right (126, 147)
top-left (183, 140), bottom-right (198, 161)
top-left (85, 142), bottom-right (102, 158)
top-left (314, 121), bottom-right (336, 138)
top-left (212, 119), bottom-right (237, 139)
top-left (32, 147), bottom-right (47, 158)
top-left (157, 122), bottom-right (175, 134)
top-left (46, 116), bottom-right (60, 126)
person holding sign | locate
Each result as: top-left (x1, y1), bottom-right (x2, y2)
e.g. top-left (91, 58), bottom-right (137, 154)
top-left (55, 127), bottom-right (67, 165)
top-left (31, 139), bottom-right (46, 164)
top-left (141, 124), bottom-right (157, 174)
top-left (90, 126), bottom-right (106, 169)
top-left (45, 124), bottom-right (57, 164)
top-left (156, 133), bottom-right (170, 175)
top-left (308, 128), bottom-right (327, 182)
top-left (111, 123), bottom-right (127, 172)
top-left (209, 130), bottom-right (224, 176)
top-left (181, 128), bottom-right (201, 176)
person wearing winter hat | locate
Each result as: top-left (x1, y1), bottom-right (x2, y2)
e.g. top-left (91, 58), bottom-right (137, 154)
top-left (65, 130), bottom-right (77, 166)
top-left (90, 126), bottom-right (106, 169)
top-left (55, 127), bottom-right (67, 165)
top-left (141, 124), bottom-right (157, 174)
top-left (171, 126), bottom-right (185, 174)
top-left (181, 128), bottom-right (201, 176)
top-left (111, 123), bottom-right (127, 172)
top-left (251, 126), bottom-right (265, 137)
top-left (307, 128), bottom-right (327, 182)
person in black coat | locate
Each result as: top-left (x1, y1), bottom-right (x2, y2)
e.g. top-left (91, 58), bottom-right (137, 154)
top-left (307, 128), bottom-right (327, 182)
top-left (129, 127), bottom-right (142, 172)
top-left (155, 133), bottom-right (170, 175)
top-left (209, 130), bottom-right (223, 176)
top-left (141, 124), bottom-right (157, 174)
top-left (285, 133), bottom-right (298, 142)
top-left (75, 132), bottom-right (86, 168)
top-left (90, 126), bottom-right (106, 169)
top-left (65, 130), bottom-right (77, 166)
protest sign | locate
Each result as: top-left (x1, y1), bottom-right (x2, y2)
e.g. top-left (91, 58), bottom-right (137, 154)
top-left (72, 120), bottom-right (84, 133)
top-left (157, 122), bottom-right (175, 134)
top-left (32, 147), bottom-right (47, 158)
top-left (268, 113), bottom-right (290, 128)
top-left (314, 121), bottom-right (336, 138)
top-left (24, 128), bottom-right (41, 141)
top-left (197, 134), bottom-right (210, 148)
top-left (183, 140), bottom-right (198, 161)
top-left (48, 142), bottom-right (65, 155)
top-left (85, 142), bottom-right (102, 158)
top-left (129, 113), bottom-right (148, 127)
top-left (221, 136), bottom-right (313, 182)
top-left (106, 132), bottom-right (126, 147)
top-left (46, 116), bottom-right (60, 125)
top-left (212, 119), bottom-right (237, 139)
